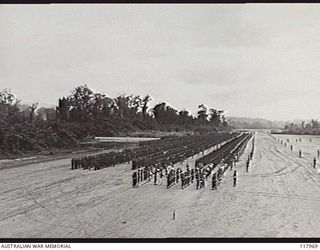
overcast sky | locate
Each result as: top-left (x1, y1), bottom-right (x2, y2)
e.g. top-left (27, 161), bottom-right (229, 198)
top-left (1, 4), bottom-right (320, 121)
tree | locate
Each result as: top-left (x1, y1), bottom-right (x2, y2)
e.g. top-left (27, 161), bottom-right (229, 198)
top-left (209, 109), bottom-right (224, 127)
top-left (90, 93), bottom-right (113, 119)
top-left (164, 105), bottom-right (178, 124)
top-left (0, 84), bottom-right (234, 156)
top-left (152, 102), bottom-right (167, 124)
top-left (197, 104), bottom-right (208, 124)
top-left (152, 102), bottom-right (179, 125)
top-left (141, 95), bottom-right (152, 118)
top-left (0, 89), bottom-right (20, 121)
top-left (56, 97), bottom-right (70, 121)
top-left (178, 109), bottom-right (193, 126)
top-left (114, 95), bottom-right (131, 119)
top-left (128, 95), bottom-right (142, 118)
top-left (311, 119), bottom-right (319, 129)
top-left (68, 84), bottom-right (94, 122)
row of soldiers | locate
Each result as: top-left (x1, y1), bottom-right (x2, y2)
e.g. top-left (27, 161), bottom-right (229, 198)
top-left (179, 134), bottom-right (253, 189)
top-left (131, 133), bottom-right (254, 190)
top-left (166, 168), bottom-right (179, 188)
top-left (245, 137), bottom-right (255, 173)
top-left (71, 133), bottom-right (234, 171)
top-left (132, 166), bottom-right (153, 187)
top-left (145, 161), bottom-right (233, 190)
top-left (132, 133), bottom-right (238, 170)
top-left (132, 162), bottom-right (223, 190)
top-left (71, 132), bottom-right (240, 172)
top-left (166, 165), bottom-right (194, 189)
top-left (132, 158), bottom-right (245, 191)
top-left (196, 133), bottom-right (250, 167)
top-left (71, 151), bottom-right (131, 170)
top-left (223, 133), bottom-right (254, 167)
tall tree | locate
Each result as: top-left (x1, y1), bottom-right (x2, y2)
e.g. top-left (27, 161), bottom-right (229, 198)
top-left (209, 109), bottom-right (224, 127)
top-left (68, 84), bottom-right (94, 122)
top-left (197, 104), bottom-right (208, 124)
top-left (56, 97), bottom-right (70, 121)
top-left (178, 109), bottom-right (193, 126)
top-left (0, 89), bottom-right (20, 121)
top-left (311, 119), bottom-right (319, 129)
top-left (164, 105), bottom-right (178, 124)
top-left (114, 95), bottom-right (131, 118)
top-left (128, 95), bottom-right (142, 118)
top-left (141, 95), bottom-right (152, 118)
top-left (152, 102), bottom-right (167, 124)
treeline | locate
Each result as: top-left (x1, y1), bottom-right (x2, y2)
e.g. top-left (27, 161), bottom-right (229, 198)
top-left (281, 120), bottom-right (320, 135)
top-left (0, 85), bottom-right (228, 156)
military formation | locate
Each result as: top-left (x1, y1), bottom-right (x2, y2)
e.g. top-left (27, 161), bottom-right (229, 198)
top-left (195, 132), bottom-right (253, 168)
top-left (131, 133), bottom-right (239, 170)
top-left (70, 131), bottom-right (255, 191)
top-left (71, 149), bottom-right (134, 170)
top-left (132, 132), bottom-right (254, 190)
top-left (71, 132), bottom-right (237, 171)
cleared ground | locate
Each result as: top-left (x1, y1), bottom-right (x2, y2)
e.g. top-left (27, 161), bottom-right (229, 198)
top-left (1, 131), bottom-right (320, 238)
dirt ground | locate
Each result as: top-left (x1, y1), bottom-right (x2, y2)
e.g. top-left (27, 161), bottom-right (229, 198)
top-left (1, 131), bottom-right (320, 238)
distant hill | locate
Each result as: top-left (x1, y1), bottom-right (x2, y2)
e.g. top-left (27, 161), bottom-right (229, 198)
top-left (227, 117), bottom-right (287, 129)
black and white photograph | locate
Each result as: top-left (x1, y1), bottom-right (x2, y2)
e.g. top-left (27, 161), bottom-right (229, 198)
top-left (1, 3), bottom-right (320, 241)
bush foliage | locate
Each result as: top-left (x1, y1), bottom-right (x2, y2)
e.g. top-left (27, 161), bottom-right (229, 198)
top-left (0, 85), bottom-right (229, 156)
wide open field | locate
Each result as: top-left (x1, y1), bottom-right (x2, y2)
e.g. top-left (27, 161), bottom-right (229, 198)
top-left (1, 131), bottom-right (320, 238)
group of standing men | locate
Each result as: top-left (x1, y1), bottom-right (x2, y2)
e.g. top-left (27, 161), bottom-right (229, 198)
top-left (132, 166), bottom-right (153, 187)
top-left (131, 133), bottom-right (256, 190)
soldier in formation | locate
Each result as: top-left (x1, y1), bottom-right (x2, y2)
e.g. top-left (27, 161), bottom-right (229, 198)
top-left (230, 159), bottom-right (234, 170)
top-left (154, 168), bottom-right (158, 185)
top-left (212, 173), bottom-right (217, 190)
top-left (181, 173), bottom-right (185, 189)
top-left (217, 168), bottom-right (223, 181)
top-left (132, 171), bottom-right (138, 187)
top-left (132, 166), bottom-right (155, 187)
top-left (191, 169), bottom-right (195, 183)
top-left (246, 159), bottom-right (250, 173)
top-left (233, 170), bottom-right (237, 187)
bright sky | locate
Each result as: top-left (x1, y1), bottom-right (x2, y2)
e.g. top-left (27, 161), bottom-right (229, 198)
top-left (1, 4), bottom-right (320, 121)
